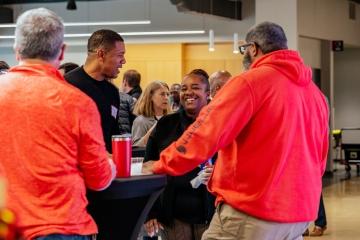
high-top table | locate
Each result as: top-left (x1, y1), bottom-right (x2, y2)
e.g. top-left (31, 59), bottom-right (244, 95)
top-left (87, 174), bottom-right (167, 240)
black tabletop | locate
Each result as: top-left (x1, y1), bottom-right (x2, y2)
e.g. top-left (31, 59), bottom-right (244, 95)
top-left (88, 174), bottom-right (167, 199)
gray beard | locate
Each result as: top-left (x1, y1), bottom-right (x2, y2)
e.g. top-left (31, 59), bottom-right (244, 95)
top-left (242, 52), bottom-right (252, 71)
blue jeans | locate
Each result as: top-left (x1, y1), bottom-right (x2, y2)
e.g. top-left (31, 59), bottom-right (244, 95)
top-left (314, 194), bottom-right (327, 228)
top-left (35, 234), bottom-right (93, 240)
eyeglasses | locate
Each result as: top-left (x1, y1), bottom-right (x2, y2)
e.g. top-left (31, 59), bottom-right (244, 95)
top-left (238, 43), bottom-right (253, 55)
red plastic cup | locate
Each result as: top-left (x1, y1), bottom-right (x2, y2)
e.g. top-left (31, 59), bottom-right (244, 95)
top-left (112, 135), bottom-right (132, 178)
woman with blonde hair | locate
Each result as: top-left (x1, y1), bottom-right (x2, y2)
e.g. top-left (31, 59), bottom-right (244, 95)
top-left (132, 80), bottom-right (170, 147)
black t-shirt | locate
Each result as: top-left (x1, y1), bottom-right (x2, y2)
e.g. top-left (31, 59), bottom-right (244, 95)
top-left (65, 66), bottom-right (120, 153)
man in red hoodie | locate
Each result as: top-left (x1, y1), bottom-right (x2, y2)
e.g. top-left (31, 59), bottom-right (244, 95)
top-left (143, 22), bottom-right (329, 240)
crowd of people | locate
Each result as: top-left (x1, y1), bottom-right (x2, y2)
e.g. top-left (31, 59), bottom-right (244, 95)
top-left (0, 7), bottom-right (329, 240)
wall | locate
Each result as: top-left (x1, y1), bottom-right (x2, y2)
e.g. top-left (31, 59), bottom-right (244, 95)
top-left (113, 43), bottom-right (183, 89)
top-left (113, 42), bottom-right (243, 89)
top-left (183, 43), bottom-right (244, 77)
top-left (255, 0), bottom-right (298, 50)
top-left (298, 0), bottom-right (360, 47)
top-left (334, 48), bottom-right (360, 143)
top-left (298, 37), bottom-right (321, 68)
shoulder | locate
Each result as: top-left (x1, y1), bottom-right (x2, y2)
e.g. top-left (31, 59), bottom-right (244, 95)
top-left (104, 80), bottom-right (119, 91)
top-left (133, 115), bottom-right (147, 125)
top-left (64, 67), bottom-right (83, 83)
top-left (57, 81), bottom-right (99, 120)
top-left (120, 92), bottom-right (134, 103)
top-left (157, 112), bottom-right (181, 126)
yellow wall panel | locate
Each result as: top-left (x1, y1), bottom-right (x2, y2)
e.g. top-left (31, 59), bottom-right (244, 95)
top-left (112, 42), bottom-right (243, 91)
top-left (184, 43), bottom-right (244, 77)
top-left (184, 60), bottom-right (226, 77)
top-left (225, 60), bottom-right (243, 76)
top-left (113, 43), bottom-right (183, 89)
top-left (146, 61), bottom-right (182, 86)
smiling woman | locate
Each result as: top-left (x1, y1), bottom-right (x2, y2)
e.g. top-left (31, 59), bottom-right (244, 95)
top-left (142, 69), bottom-right (215, 240)
top-left (180, 69), bottom-right (210, 119)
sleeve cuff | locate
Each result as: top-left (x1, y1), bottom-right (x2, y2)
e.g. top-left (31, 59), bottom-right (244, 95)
top-left (153, 160), bottom-right (165, 174)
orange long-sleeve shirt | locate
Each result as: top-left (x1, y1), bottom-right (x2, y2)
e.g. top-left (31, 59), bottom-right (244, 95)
top-left (0, 63), bottom-right (113, 239)
top-left (153, 50), bottom-right (329, 223)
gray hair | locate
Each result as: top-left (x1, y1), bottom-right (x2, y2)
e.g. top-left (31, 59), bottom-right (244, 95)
top-left (245, 22), bottom-right (287, 54)
top-left (209, 70), bottom-right (232, 98)
top-left (14, 8), bottom-right (64, 61)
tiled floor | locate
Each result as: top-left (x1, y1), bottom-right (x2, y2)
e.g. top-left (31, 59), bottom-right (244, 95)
top-left (305, 167), bottom-right (360, 239)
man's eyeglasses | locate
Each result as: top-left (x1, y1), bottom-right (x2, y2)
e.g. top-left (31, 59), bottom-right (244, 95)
top-left (238, 42), bottom-right (256, 55)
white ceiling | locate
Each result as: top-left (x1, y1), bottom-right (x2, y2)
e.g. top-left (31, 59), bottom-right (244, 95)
top-left (0, 0), bottom-right (255, 46)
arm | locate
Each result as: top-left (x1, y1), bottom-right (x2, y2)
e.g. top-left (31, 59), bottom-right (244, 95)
top-left (77, 99), bottom-right (115, 191)
top-left (139, 124), bottom-right (156, 147)
top-left (132, 117), bottom-right (156, 147)
top-left (149, 76), bottom-right (255, 175)
top-left (144, 127), bottom-right (160, 162)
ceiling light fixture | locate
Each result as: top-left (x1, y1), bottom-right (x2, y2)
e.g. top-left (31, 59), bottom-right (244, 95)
top-left (67, 0), bottom-right (77, 10)
top-left (233, 33), bottom-right (239, 54)
top-left (0, 20), bottom-right (151, 28)
top-left (209, 29), bottom-right (215, 52)
top-left (0, 30), bottom-right (205, 39)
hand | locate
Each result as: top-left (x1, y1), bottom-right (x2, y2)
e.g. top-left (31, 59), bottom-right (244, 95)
top-left (198, 166), bottom-right (213, 185)
top-left (142, 161), bottom-right (156, 175)
top-left (190, 166), bottom-right (213, 188)
top-left (144, 218), bottom-right (164, 237)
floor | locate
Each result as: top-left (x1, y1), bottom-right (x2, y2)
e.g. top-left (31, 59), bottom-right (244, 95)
top-left (147, 165), bottom-right (360, 240)
top-left (304, 166), bottom-right (360, 240)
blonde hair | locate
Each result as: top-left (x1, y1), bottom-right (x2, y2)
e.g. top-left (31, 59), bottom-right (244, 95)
top-left (133, 80), bottom-right (170, 117)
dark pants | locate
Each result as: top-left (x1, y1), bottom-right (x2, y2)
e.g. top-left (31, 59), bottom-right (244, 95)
top-left (315, 194), bottom-right (327, 228)
top-left (35, 234), bottom-right (93, 240)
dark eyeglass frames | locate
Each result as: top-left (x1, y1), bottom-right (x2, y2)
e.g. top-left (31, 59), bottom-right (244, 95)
top-left (238, 42), bottom-right (257, 55)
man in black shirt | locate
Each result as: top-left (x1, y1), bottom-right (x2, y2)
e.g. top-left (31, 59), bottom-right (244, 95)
top-left (65, 30), bottom-right (126, 240)
top-left (65, 29), bottom-right (126, 153)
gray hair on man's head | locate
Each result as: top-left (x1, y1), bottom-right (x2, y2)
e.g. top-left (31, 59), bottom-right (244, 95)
top-left (14, 8), bottom-right (64, 61)
top-left (209, 70), bottom-right (232, 98)
top-left (245, 21), bottom-right (287, 54)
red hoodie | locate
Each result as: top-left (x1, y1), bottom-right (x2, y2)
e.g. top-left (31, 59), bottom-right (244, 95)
top-left (153, 50), bottom-right (329, 222)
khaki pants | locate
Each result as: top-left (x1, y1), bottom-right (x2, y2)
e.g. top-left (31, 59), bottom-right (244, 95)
top-left (201, 203), bottom-right (309, 240)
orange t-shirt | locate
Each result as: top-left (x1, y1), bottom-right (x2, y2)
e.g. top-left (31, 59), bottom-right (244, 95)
top-left (0, 63), bottom-right (113, 239)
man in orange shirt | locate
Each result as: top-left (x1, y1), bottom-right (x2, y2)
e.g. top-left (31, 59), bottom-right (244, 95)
top-left (143, 22), bottom-right (329, 240)
top-left (0, 8), bottom-right (115, 240)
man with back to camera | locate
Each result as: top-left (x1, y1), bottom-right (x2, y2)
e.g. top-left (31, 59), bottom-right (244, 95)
top-left (208, 70), bottom-right (232, 99)
top-left (143, 22), bottom-right (329, 240)
top-left (0, 8), bottom-right (115, 240)
top-left (122, 69), bottom-right (142, 100)
top-left (65, 29), bottom-right (126, 153)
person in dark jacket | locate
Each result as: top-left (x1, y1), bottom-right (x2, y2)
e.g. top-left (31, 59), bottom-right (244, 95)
top-left (118, 91), bottom-right (135, 134)
top-left (58, 62), bottom-right (79, 76)
top-left (122, 69), bottom-right (142, 100)
top-left (143, 69), bottom-right (215, 240)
